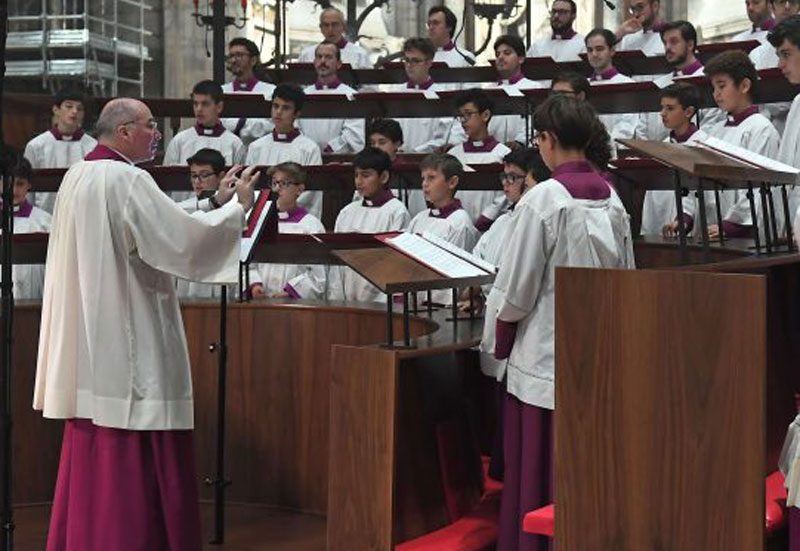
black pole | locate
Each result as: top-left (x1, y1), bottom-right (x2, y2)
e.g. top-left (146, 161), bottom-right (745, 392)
top-left (0, 1), bottom-right (15, 548)
top-left (212, 0), bottom-right (227, 85)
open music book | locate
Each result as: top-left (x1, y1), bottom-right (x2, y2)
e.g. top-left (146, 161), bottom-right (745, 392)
top-left (691, 135), bottom-right (800, 182)
top-left (376, 232), bottom-right (496, 279)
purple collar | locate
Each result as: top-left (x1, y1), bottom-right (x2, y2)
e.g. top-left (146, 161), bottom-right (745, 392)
top-left (335, 37), bottom-right (348, 50)
top-left (725, 105), bottom-right (759, 127)
top-left (552, 28), bottom-right (577, 40)
top-left (314, 78), bottom-right (343, 90)
top-left (194, 122), bottom-right (226, 137)
top-left (591, 66), bottom-right (619, 81)
top-left (675, 58), bottom-right (703, 76)
top-left (232, 77), bottom-right (259, 92)
top-left (670, 123), bottom-right (699, 143)
top-left (463, 136), bottom-right (499, 153)
top-left (84, 144), bottom-right (131, 163)
top-left (650, 20), bottom-right (667, 33)
top-left (498, 70), bottom-right (525, 85)
top-left (14, 200), bottom-right (33, 218)
top-left (429, 199), bottom-right (463, 219)
top-left (361, 188), bottom-right (395, 208)
top-left (50, 126), bottom-right (85, 141)
top-left (754, 17), bottom-right (776, 32)
top-left (442, 40), bottom-right (456, 52)
top-left (551, 160), bottom-right (611, 200)
top-left (278, 206), bottom-right (308, 223)
top-left (407, 78), bottom-right (435, 90)
top-left (272, 128), bottom-right (301, 143)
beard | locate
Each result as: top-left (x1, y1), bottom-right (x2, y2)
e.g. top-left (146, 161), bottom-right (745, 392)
top-left (667, 51), bottom-right (688, 68)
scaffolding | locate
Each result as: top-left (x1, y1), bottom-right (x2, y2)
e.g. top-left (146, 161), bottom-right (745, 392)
top-left (6, 0), bottom-right (152, 96)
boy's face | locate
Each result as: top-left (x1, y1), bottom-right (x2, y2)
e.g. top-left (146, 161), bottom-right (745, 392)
top-left (660, 96), bottom-right (694, 130)
top-left (710, 74), bottom-right (750, 113)
top-left (494, 44), bottom-right (523, 76)
top-left (314, 44), bottom-right (341, 79)
top-left (52, 100), bottom-right (85, 131)
top-left (777, 38), bottom-right (800, 84)
top-left (189, 163), bottom-right (222, 196)
top-left (662, 29), bottom-right (691, 67)
top-left (369, 133), bottom-right (401, 159)
top-left (192, 93), bottom-right (223, 126)
top-left (501, 163), bottom-right (527, 204)
top-left (11, 177), bottom-right (31, 206)
top-left (354, 167), bottom-right (389, 199)
top-left (586, 35), bottom-right (614, 72)
top-left (421, 167), bottom-right (457, 205)
top-left (271, 169), bottom-right (305, 204)
top-left (271, 96), bottom-right (298, 131)
top-left (458, 101), bottom-right (490, 138)
top-left (403, 47), bottom-right (433, 83)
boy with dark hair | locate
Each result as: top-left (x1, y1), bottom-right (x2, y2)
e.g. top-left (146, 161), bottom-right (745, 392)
top-left (24, 87), bottom-right (97, 212)
top-left (247, 84), bottom-right (324, 218)
top-left (222, 37), bottom-right (275, 146)
top-left (329, 147), bottom-right (410, 303)
top-left (164, 79), bottom-right (246, 166)
top-left (366, 119), bottom-right (427, 215)
top-left (550, 71), bottom-right (591, 99)
top-left (449, 89), bottom-right (511, 229)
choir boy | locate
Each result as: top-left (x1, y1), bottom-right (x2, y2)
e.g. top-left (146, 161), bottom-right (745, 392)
top-left (615, 0), bottom-right (666, 55)
top-left (5, 156), bottom-right (52, 299)
top-left (222, 37), bottom-right (275, 146)
top-left (427, 6), bottom-right (475, 70)
top-left (550, 71), bottom-right (590, 99)
top-left (297, 7), bottom-right (371, 68)
top-left (163, 79), bottom-right (246, 166)
top-left (24, 88), bottom-right (97, 212)
top-left (246, 84), bottom-right (324, 219)
top-left (299, 41), bottom-right (364, 153)
top-left (249, 162), bottom-right (327, 299)
top-left (449, 89), bottom-right (511, 229)
top-left (328, 147), bottom-right (410, 303)
top-left (367, 118), bottom-right (427, 216)
top-left (484, 94), bottom-right (634, 551)
top-left (526, 0), bottom-right (586, 60)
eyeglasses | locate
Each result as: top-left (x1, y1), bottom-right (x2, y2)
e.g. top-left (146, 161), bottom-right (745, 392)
top-left (271, 179), bottom-right (298, 189)
top-left (190, 172), bottom-right (216, 182)
top-left (457, 110), bottom-right (481, 123)
top-left (550, 8), bottom-right (572, 16)
top-left (122, 119), bottom-right (158, 130)
top-left (403, 56), bottom-right (428, 65)
top-left (500, 172), bottom-right (526, 185)
top-left (226, 52), bottom-right (251, 60)
top-left (627, 2), bottom-right (649, 15)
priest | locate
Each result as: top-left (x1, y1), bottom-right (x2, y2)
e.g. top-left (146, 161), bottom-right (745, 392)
top-left (33, 97), bottom-right (258, 551)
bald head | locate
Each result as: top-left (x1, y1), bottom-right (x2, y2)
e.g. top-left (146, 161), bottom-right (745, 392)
top-left (319, 7), bottom-right (346, 42)
top-left (95, 98), bottom-right (160, 163)
top-left (320, 7), bottom-right (344, 24)
top-left (95, 98), bottom-right (146, 139)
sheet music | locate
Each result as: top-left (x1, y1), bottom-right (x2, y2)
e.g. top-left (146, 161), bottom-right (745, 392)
top-left (240, 191), bottom-right (273, 263)
top-left (385, 232), bottom-right (487, 278)
top-left (420, 231), bottom-right (496, 273)
top-left (691, 136), bottom-right (800, 181)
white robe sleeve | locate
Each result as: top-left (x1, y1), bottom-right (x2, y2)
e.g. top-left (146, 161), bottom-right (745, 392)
top-left (326, 119), bottom-right (365, 153)
top-left (23, 141), bottom-right (42, 169)
top-left (233, 140), bottom-right (247, 164)
top-left (125, 173), bottom-right (245, 283)
top-left (286, 266), bottom-right (327, 299)
top-left (163, 136), bottom-right (180, 165)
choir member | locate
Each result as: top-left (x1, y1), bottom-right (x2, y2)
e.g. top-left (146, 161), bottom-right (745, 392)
top-left (249, 163), bottom-right (327, 299)
top-left (486, 35), bottom-right (543, 146)
top-left (526, 0), bottom-right (586, 61)
top-left (297, 7), bottom-right (371, 68)
top-left (427, 6), bottom-right (475, 70)
top-left (246, 84), bottom-right (324, 219)
top-left (615, 0), bottom-right (666, 55)
top-left (703, 50), bottom-right (781, 239)
top-left (448, 89), bottom-right (511, 229)
top-left (24, 88), bottom-right (96, 212)
top-left (328, 147), bottom-right (410, 303)
top-left (34, 98), bottom-right (256, 551)
top-left (367, 118), bottom-right (427, 215)
top-left (550, 71), bottom-right (590, 99)
top-left (163, 79), bottom-right (246, 166)
top-left (299, 41), bottom-right (364, 153)
top-left (222, 37), bottom-right (275, 146)
top-left (5, 156), bottom-right (51, 300)
top-left (584, 28), bottom-right (638, 156)
top-left (484, 94), bottom-right (634, 551)
top-left (731, 0), bottom-right (777, 43)
top-left (407, 153), bottom-right (480, 305)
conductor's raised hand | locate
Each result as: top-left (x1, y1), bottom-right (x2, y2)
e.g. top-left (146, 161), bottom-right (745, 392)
top-left (215, 165), bottom-right (241, 205)
top-left (235, 165), bottom-right (260, 212)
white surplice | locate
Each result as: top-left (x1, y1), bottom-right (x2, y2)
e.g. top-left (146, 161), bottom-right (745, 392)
top-left (448, 139), bottom-right (511, 223)
top-left (299, 82), bottom-right (364, 153)
top-left (525, 33), bottom-right (586, 61)
top-left (221, 79), bottom-right (275, 146)
top-left (8, 202), bottom-right (52, 299)
top-left (298, 40), bottom-right (371, 69)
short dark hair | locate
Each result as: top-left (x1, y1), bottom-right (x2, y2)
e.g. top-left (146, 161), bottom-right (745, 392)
top-left (420, 153), bottom-right (464, 184)
top-left (455, 88), bottom-right (494, 116)
top-left (428, 6), bottom-right (458, 38)
top-left (553, 0), bottom-right (577, 14)
top-left (533, 94), bottom-right (612, 169)
top-left (494, 34), bottom-right (526, 57)
top-left (316, 40), bottom-right (341, 61)
top-left (503, 148), bottom-right (551, 183)
top-left (660, 20), bottom-right (697, 49)
top-left (403, 37), bottom-right (436, 60)
top-left (192, 79), bottom-right (224, 103)
top-left (53, 87), bottom-right (86, 107)
top-left (768, 14), bottom-right (800, 49)
top-left (268, 162), bottom-right (307, 185)
top-left (585, 28), bottom-right (617, 49)
top-left (354, 147), bottom-right (392, 175)
top-left (551, 71), bottom-right (591, 97)
top-left (272, 83), bottom-right (306, 112)
top-left (660, 82), bottom-right (700, 112)
top-left (187, 148), bottom-right (226, 174)
top-left (704, 50), bottom-right (759, 99)
top-left (228, 37), bottom-right (260, 58)
top-left (368, 119), bottom-right (404, 144)
top-left (12, 155), bottom-right (33, 183)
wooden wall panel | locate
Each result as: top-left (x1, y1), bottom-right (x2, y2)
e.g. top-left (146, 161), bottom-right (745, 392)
top-left (555, 268), bottom-right (766, 551)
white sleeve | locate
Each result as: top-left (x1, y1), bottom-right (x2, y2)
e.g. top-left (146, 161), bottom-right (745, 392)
top-left (286, 265), bottom-right (327, 299)
top-left (392, 207), bottom-right (412, 231)
top-left (327, 119), bottom-right (365, 153)
top-left (233, 140), bottom-right (247, 164)
top-left (163, 135), bottom-right (180, 165)
top-left (308, 144), bottom-right (323, 165)
top-left (23, 141), bottom-right (42, 169)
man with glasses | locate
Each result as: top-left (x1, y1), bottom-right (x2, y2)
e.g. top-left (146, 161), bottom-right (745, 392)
top-left (222, 37), bottom-right (275, 146)
top-left (527, 0), bottom-right (586, 61)
top-left (297, 7), bottom-right (371, 68)
top-left (616, 0), bottom-right (666, 56)
top-left (731, 0), bottom-right (777, 43)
